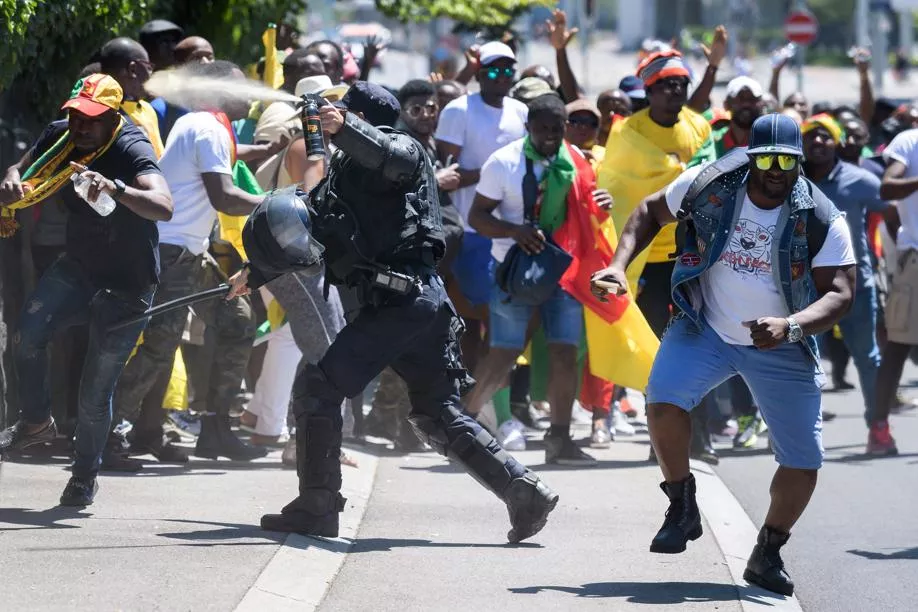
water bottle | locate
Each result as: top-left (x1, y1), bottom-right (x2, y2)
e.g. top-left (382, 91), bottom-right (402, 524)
top-left (771, 43), bottom-right (797, 68)
top-left (300, 95), bottom-right (327, 161)
top-left (70, 172), bottom-right (116, 216)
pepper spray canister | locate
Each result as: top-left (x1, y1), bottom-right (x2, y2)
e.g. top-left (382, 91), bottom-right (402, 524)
top-left (301, 95), bottom-right (327, 161)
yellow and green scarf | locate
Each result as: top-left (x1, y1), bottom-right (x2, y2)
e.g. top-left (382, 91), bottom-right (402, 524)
top-left (1, 117), bottom-right (124, 237)
top-left (522, 136), bottom-right (576, 233)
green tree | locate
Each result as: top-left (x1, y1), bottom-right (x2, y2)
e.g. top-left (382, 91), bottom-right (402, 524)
top-left (375, 0), bottom-right (552, 27)
top-left (0, 0), bottom-right (305, 132)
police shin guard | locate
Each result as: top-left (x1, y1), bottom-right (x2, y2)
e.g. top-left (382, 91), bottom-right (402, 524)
top-left (261, 367), bottom-right (346, 538)
top-left (408, 409), bottom-right (559, 543)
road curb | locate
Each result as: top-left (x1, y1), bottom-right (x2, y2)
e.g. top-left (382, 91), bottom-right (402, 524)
top-left (691, 460), bottom-right (803, 612)
top-left (234, 448), bottom-right (380, 612)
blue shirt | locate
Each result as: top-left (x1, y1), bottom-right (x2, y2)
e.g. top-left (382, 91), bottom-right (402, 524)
top-left (813, 160), bottom-right (888, 289)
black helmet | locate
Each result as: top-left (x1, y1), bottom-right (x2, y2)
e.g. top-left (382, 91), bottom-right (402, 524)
top-left (243, 187), bottom-right (324, 276)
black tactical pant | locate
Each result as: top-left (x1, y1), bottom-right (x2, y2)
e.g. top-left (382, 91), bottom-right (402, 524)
top-left (291, 273), bottom-right (527, 503)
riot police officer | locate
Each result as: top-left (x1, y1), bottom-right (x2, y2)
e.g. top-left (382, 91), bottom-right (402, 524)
top-left (227, 82), bottom-right (558, 543)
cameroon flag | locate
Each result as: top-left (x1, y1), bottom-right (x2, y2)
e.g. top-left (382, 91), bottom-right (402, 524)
top-left (554, 143), bottom-right (659, 392)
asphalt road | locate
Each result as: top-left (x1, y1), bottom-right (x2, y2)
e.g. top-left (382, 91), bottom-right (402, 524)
top-left (714, 361), bottom-right (918, 612)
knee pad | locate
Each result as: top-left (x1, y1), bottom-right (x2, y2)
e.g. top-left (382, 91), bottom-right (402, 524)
top-left (292, 363), bottom-right (345, 421)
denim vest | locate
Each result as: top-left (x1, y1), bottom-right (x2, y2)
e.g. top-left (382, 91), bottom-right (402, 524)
top-left (671, 162), bottom-right (842, 362)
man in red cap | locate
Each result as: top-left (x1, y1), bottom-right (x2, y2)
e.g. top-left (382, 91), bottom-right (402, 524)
top-left (0, 74), bottom-right (173, 506)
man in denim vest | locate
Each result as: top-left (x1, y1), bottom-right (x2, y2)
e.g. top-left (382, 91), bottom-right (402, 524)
top-left (591, 114), bottom-right (856, 596)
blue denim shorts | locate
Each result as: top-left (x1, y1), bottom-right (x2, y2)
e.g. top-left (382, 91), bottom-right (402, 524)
top-left (451, 232), bottom-right (493, 307)
top-left (646, 316), bottom-right (824, 469)
top-left (489, 279), bottom-right (583, 350)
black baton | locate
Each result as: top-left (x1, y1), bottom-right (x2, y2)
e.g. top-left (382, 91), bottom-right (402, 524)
top-left (107, 284), bottom-right (231, 332)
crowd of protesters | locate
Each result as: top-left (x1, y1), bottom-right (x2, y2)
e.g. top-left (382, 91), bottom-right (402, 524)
top-left (0, 9), bottom-right (916, 585)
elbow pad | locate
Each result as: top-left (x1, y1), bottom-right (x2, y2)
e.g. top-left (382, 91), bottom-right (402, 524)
top-left (333, 114), bottom-right (422, 184)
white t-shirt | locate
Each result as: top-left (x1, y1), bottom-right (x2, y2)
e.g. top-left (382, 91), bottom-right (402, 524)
top-left (158, 112), bottom-right (234, 254)
top-left (665, 165), bottom-right (856, 345)
top-left (475, 138), bottom-right (549, 262)
top-left (434, 93), bottom-right (528, 229)
top-left (883, 128), bottom-right (918, 252)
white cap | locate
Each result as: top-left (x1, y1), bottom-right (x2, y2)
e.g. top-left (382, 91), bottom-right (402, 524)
top-left (478, 41), bottom-right (516, 66)
top-left (295, 75), bottom-right (333, 97)
top-left (726, 76), bottom-right (764, 99)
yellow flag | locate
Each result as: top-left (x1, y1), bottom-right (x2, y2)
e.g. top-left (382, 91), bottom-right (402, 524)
top-left (596, 118), bottom-right (684, 290)
top-left (262, 24), bottom-right (284, 90)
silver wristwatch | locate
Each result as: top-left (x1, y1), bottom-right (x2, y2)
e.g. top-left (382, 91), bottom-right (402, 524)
top-left (785, 317), bottom-right (803, 343)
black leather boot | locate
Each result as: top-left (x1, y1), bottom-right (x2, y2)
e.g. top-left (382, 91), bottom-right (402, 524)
top-left (261, 416), bottom-right (346, 537)
top-left (744, 526), bottom-right (795, 596)
top-left (194, 414), bottom-right (267, 461)
top-left (650, 474), bottom-right (703, 553)
top-left (505, 472), bottom-right (559, 543)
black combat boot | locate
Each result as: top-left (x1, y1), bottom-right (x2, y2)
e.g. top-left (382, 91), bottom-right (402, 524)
top-left (650, 474), bottom-right (703, 553)
top-left (744, 526), bottom-right (795, 596)
top-left (100, 427), bottom-right (143, 472)
top-left (261, 416), bottom-right (345, 537)
top-left (194, 414), bottom-right (267, 461)
top-left (505, 472), bottom-right (560, 543)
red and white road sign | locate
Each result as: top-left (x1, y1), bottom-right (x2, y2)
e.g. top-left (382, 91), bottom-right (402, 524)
top-left (784, 10), bottom-right (819, 46)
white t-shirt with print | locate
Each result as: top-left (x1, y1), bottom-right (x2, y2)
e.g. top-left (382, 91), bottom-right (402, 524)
top-left (882, 128), bottom-right (918, 252)
top-left (158, 112), bottom-right (234, 255)
top-left (475, 138), bottom-right (550, 262)
top-left (434, 93), bottom-right (528, 229)
top-left (665, 164), bottom-right (856, 345)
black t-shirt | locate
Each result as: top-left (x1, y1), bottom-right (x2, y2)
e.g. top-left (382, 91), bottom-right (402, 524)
top-left (31, 119), bottom-right (162, 293)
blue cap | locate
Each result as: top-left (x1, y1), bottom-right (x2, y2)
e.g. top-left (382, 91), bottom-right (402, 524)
top-left (339, 81), bottom-right (401, 128)
top-left (618, 75), bottom-right (646, 99)
top-left (747, 113), bottom-right (803, 156)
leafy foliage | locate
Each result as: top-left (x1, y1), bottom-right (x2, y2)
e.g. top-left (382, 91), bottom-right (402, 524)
top-left (375, 0), bottom-right (552, 27)
top-left (0, 0), bottom-right (305, 132)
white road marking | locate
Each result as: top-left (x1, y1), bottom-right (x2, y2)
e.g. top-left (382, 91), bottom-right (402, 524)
top-left (692, 460), bottom-right (804, 612)
top-left (235, 448), bottom-right (379, 611)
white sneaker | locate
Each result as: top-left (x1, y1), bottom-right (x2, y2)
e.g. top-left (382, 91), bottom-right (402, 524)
top-left (497, 418), bottom-right (527, 451)
top-left (611, 407), bottom-right (636, 436)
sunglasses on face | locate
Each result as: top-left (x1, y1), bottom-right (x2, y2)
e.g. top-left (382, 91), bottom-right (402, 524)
top-left (484, 66), bottom-right (516, 80)
top-left (567, 116), bottom-right (599, 128)
top-left (405, 102), bottom-right (438, 118)
top-left (751, 154), bottom-right (799, 171)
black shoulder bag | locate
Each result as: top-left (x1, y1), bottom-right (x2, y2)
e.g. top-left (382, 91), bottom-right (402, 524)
top-left (494, 157), bottom-right (573, 306)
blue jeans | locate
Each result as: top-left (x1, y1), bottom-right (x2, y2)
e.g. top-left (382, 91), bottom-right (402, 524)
top-left (836, 286), bottom-right (881, 424)
top-left (647, 316), bottom-right (824, 469)
top-left (489, 281), bottom-right (583, 350)
top-left (16, 256), bottom-right (153, 479)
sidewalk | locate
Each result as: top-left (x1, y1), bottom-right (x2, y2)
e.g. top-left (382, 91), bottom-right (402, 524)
top-left (0, 421), bottom-right (801, 611)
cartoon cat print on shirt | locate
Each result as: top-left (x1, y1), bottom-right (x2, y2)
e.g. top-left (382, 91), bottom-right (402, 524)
top-left (719, 218), bottom-right (774, 278)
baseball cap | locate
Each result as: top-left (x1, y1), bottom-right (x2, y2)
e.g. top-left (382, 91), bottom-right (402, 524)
top-left (61, 74), bottom-right (123, 117)
top-left (726, 76), bottom-right (764, 99)
top-left (478, 41), bottom-right (516, 66)
top-left (566, 98), bottom-right (601, 120)
top-left (509, 77), bottom-right (555, 103)
top-left (618, 75), bottom-right (646, 100)
top-left (139, 19), bottom-right (183, 38)
top-left (747, 113), bottom-right (803, 156)
top-left (340, 81), bottom-right (401, 127)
